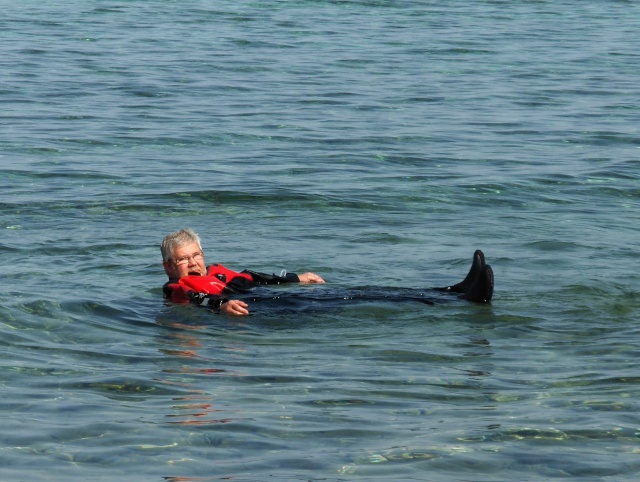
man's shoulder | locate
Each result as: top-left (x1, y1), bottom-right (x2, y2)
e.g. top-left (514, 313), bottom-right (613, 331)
top-left (162, 279), bottom-right (179, 297)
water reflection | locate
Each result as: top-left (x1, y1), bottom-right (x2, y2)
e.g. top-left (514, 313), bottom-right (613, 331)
top-left (153, 309), bottom-right (243, 427)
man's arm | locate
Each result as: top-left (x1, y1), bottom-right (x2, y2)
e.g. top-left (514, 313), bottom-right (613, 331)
top-left (219, 299), bottom-right (249, 316)
top-left (297, 272), bottom-right (325, 284)
top-left (241, 269), bottom-right (324, 285)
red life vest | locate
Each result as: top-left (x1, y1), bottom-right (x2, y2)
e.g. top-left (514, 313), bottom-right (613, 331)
top-left (164, 264), bottom-right (254, 303)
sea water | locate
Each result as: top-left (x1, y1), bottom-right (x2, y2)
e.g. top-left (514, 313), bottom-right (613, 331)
top-left (1, 1), bottom-right (639, 480)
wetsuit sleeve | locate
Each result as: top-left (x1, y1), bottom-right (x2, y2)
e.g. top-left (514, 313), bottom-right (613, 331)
top-left (241, 269), bottom-right (300, 285)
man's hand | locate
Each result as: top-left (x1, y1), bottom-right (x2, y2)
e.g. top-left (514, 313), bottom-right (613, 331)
top-left (298, 272), bottom-right (325, 284)
top-left (220, 299), bottom-right (250, 316)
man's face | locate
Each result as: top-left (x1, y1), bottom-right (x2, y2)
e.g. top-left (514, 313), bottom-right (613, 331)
top-left (164, 242), bottom-right (206, 279)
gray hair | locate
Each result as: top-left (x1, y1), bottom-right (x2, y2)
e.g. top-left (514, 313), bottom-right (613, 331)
top-left (160, 228), bottom-right (202, 262)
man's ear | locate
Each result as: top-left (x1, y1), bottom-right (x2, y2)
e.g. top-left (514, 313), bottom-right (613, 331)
top-left (163, 260), bottom-right (175, 278)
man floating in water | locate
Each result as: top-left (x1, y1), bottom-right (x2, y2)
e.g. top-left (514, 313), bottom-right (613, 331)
top-left (161, 228), bottom-right (493, 316)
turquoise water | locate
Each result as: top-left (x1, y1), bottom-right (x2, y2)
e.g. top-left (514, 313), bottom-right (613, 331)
top-left (1, 1), bottom-right (639, 480)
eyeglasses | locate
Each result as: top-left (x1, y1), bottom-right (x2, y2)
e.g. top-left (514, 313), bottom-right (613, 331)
top-left (173, 251), bottom-right (204, 266)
